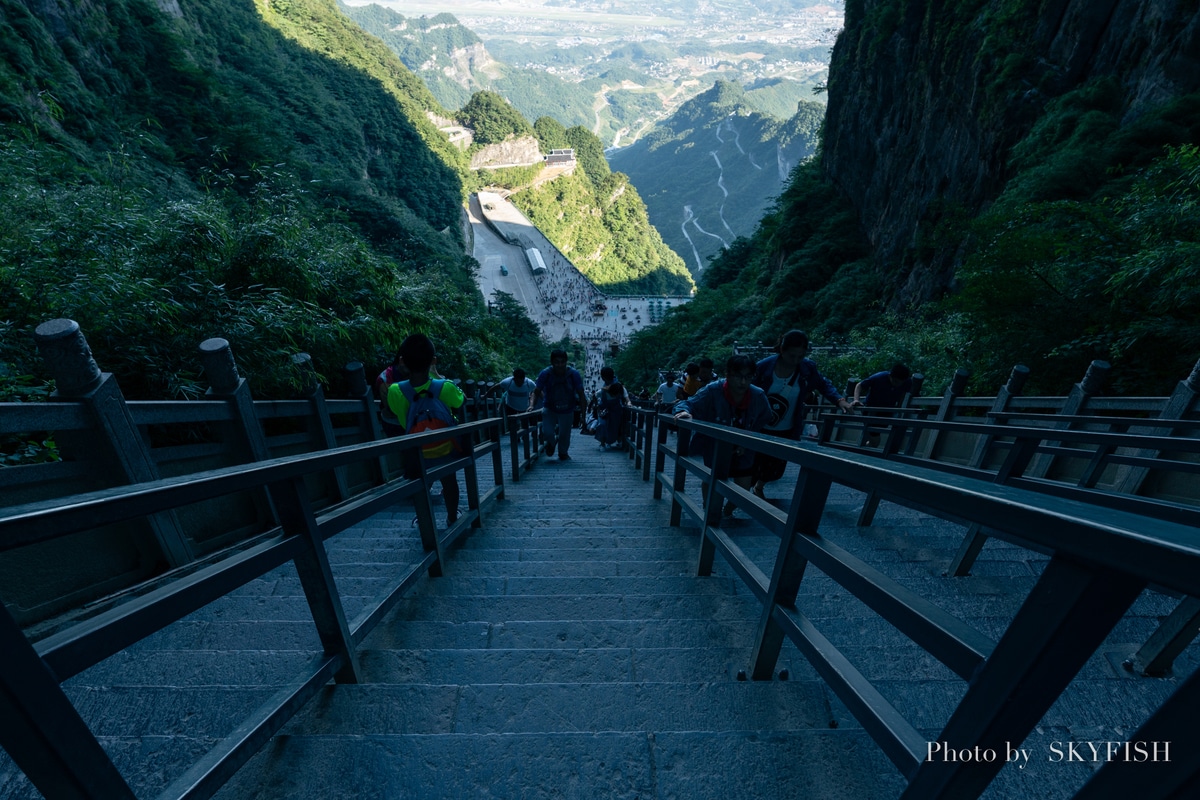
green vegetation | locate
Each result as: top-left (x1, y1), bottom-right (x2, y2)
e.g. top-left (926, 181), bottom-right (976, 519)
top-left (0, 0), bottom-right (548, 407)
top-left (458, 90), bottom-right (534, 146)
top-left (608, 80), bottom-right (824, 274)
top-left (617, 70), bottom-right (1200, 398)
top-left (513, 127), bottom-right (694, 296)
top-left (343, 4), bottom-right (596, 136)
top-left (744, 78), bottom-right (826, 119)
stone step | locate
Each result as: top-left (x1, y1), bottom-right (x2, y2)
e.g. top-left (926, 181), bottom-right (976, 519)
top-left (364, 618), bottom-right (767, 651)
top-left (379, 593), bottom-right (763, 623)
top-left (210, 730), bottom-right (907, 800)
top-left (443, 558), bottom-right (698, 578)
top-left (355, 646), bottom-right (816, 685)
top-left (282, 680), bottom-right (832, 736)
top-left (64, 649), bottom-right (320, 688)
top-left (442, 545), bottom-right (697, 564)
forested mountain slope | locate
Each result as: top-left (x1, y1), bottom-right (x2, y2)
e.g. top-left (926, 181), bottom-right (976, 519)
top-left (617, 0), bottom-right (1200, 398)
top-left (512, 119), bottom-right (695, 296)
top-left (341, 4), bottom-right (597, 132)
top-left (607, 80), bottom-right (824, 275)
top-left (0, 0), bottom-right (543, 400)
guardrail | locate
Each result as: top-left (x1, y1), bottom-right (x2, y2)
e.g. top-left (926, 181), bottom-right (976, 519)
top-left (0, 414), bottom-right (515, 800)
top-left (0, 321), bottom-right (508, 635)
top-left (642, 413), bottom-right (1199, 799)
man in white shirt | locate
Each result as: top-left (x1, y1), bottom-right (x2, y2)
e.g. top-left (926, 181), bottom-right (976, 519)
top-left (489, 368), bottom-right (536, 414)
top-left (654, 371), bottom-right (681, 410)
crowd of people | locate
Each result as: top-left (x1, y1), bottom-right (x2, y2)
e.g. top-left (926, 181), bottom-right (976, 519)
top-left (372, 327), bottom-right (915, 523)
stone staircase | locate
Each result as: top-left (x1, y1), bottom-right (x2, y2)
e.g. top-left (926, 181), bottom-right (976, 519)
top-left (211, 442), bottom-right (905, 799)
top-left (2, 433), bottom-right (1193, 799)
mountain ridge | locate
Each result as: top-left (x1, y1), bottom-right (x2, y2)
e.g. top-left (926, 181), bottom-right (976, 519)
top-left (608, 79), bottom-right (823, 274)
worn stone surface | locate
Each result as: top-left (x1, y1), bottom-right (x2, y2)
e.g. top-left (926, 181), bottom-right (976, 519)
top-left (3, 432), bottom-right (1195, 799)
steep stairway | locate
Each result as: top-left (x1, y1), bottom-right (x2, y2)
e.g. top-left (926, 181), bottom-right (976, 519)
top-left (2, 430), bottom-right (1192, 799)
top-left (210, 441), bottom-right (905, 800)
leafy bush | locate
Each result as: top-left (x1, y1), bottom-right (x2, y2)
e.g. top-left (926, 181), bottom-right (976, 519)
top-left (458, 91), bottom-right (533, 146)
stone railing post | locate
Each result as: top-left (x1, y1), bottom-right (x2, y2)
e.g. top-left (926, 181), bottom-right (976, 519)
top-left (966, 364), bottom-right (1031, 468)
top-left (1025, 359), bottom-right (1110, 479)
top-left (345, 361), bottom-right (388, 483)
top-left (34, 319), bottom-right (193, 567)
top-left (903, 373), bottom-right (925, 406)
top-left (918, 368), bottom-right (970, 459)
top-left (293, 353), bottom-right (349, 502)
top-left (198, 338), bottom-right (271, 461)
top-left (198, 338), bottom-right (277, 524)
top-left (946, 364), bottom-right (1033, 575)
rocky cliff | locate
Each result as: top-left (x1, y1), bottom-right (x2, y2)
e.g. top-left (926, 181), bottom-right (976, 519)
top-left (469, 135), bottom-right (543, 169)
top-left (823, 0), bottom-right (1200, 305)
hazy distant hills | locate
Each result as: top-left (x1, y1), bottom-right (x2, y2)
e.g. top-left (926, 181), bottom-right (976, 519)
top-left (607, 80), bottom-right (823, 275)
top-left (340, 4), bottom-right (827, 147)
top-left (340, 5), bottom-right (597, 130)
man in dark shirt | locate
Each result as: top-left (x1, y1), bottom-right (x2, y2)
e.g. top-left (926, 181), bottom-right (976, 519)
top-left (853, 363), bottom-right (913, 409)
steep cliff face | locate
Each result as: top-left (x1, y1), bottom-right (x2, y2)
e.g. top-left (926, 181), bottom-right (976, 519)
top-left (823, 0), bottom-right (1200, 305)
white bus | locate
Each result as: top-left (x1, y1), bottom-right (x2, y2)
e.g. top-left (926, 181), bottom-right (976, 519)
top-left (525, 247), bottom-right (547, 275)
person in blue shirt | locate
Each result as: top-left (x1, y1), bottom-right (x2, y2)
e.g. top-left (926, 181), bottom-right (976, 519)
top-left (751, 330), bottom-right (853, 499)
top-left (531, 349), bottom-right (588, 461)
top-left (853, 363), bottom-right (914, 409)
top-left (674, 354), bottom-right (772, 517)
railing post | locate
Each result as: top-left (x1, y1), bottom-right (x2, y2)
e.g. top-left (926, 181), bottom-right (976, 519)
top-left (266, 476), bottom-right (359, 684)
top-left (293, 353), bottom-right (350, 502)
top-left (1073, 664), bottom-right (1200, 798)
top-left (488, 418), bottom-right (505, 498)
top-left (641, 409), bottom-right (655, 482)
top-left (463, 380), bottom-right (478, 423)
top-left (653, 415), bottom-right (670, 499)
top-left (751, 466), bottom-right (832, 681)
top-left (858, 368), bottom-right (971, 527)
top-left (345, 361), bottom-right (389, 483)
top-left (198, 337), bottom-right (277, 525)
top-left (463, 432), bottom-right (482, 529)
top-left (34, 318), bottom-right (194, 567)
top-left (917, 368), bottom-right (970, 459)
top-left (905, 373), bottom-right (925, 406)
top-left (944, 364), bottom-right (1032, 575)
top-left (404, 448), bottom-right (444, 577)
top-left (696, 438), bottom-right (732, 576)
top-left (965, 364), bottom-right (1031, 467)
top-left (669, 426), bottom-right (690, 527)
top-left (199, 338), bottom-right (271, 461)
top-left (0, 602), bottom-right (137, 800)
top-left (1112, 356), bottom-right (1200, 494)
top-left (901, 556), bottom-right (1143, 799)
top-left (510, 414), bottom-right (522, 483)
top-left (1117, 358), bottom-right (1200, 676)
top-left (1025, 359), bottom-right (1109, 479)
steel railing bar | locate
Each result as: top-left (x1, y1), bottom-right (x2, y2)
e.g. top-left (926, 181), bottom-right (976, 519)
top-left (156, 653), bottom-right (342, 800)
top-left (35, 533), bottom-right (301, 681)
top-left (773, 605), bottom-right (926, 776)
top-left (794, 535), bottom-right (994, 680)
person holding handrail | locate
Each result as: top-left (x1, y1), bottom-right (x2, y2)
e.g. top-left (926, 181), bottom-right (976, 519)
top-left (852, 363), bottom-right (913, 409)
top-left (673, 354), bottom-right (771, 518)
top-left (751, 330), bottom-right (853, 500)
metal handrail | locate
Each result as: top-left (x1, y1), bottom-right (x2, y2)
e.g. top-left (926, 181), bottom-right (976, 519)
top-left (0, 416), bottom-right (514, 800)
top-left (646, 414), bottom-right (1200, 799)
